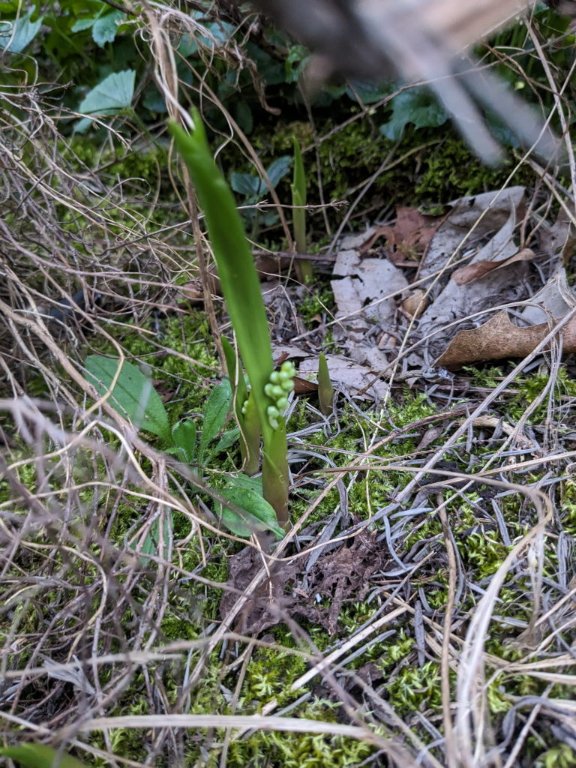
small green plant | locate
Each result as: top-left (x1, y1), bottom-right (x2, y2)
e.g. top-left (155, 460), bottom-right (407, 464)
top-left (169, 109), bottom-right (293, 527)
top-left (317, 352), bottom-right (334, 416)
top-left (84, 355), bottom-right (283, 539)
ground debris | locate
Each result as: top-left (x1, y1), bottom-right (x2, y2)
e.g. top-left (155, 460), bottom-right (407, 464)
top-left (220, 531), bottom-right (386, 635)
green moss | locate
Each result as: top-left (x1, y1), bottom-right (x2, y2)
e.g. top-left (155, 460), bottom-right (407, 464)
top-left (536, 744), bottom-right (576, 768)
top-left (237, 646), bottom-right (308, 708)
top-left (227, 698), bottom-right (375, 768)
top-left (298, 286), bottom-right (335, 330)
top-left (462, 531), bottom-right (511, 579)
top-left (386, 390), bottom-right (436, 428)
top-left (378, 629), bottom-right (414, 671)
top-left (384, 660), bottom-right (442, 714)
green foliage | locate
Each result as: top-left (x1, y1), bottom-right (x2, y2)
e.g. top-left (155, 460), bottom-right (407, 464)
top-left (169, 110), bottom-right (290, 525)
top-left (217, 474), bottom-right (285, 539)
top-left (536, 744), bottom-right (576, 768)
top-left (0, 10), bottom-right (43, 53)
top-left (83, 354), bottom-right (283, 538)
top-left (463, 531), bottom-right (511, 579)
top-left (509, 367), bottom-right (576, 422)
top-left (230, 155), bottom-right (292, 234)
top-left (85, 355), bottom-right (171, 442)
top-left (291, 135), bottom-right (313, 281)
top-left (76, 68), bottom-right (135, 131)
top-left (0, 744), bottom-right (89, 768)
top-left (70, 6), bottom-right (125, 48)
top-left (385, 661), bottom-right (442, 714)
top-left (317, 353), bottom-right (334, 416)
top-left (380, 86), bottom-right (449, 141)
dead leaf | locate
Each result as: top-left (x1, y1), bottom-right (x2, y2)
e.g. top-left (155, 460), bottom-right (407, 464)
top-left (330, 247), bottom-right (408, 374)
top-left (360, 206), bottom-right (442, 263)
top-left (437, 311), bottom-right (576, 369)
top-left (299, 354), bottom-right (389, 400)
top-left (521, 268), bottom-right (576, 325)
top-left (219, 532), bottom-right (386, 636)
top-left (452, 247), bottom-right (535, 285)
top-left (413, 187), bottom-right (529, 362)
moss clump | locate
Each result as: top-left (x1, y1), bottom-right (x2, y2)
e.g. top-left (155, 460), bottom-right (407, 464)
top-left (227, 698), bottom-right (375, 768)
top-left (535, 744), bottom-right (576, 768)
top-left (384, 660), bottom-right (442, 715)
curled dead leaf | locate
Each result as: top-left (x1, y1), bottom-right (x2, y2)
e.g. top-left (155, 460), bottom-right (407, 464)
top-left (437, 311), bottom-right (576, 369)
top-left (452, 248), bottom-right (535, 286)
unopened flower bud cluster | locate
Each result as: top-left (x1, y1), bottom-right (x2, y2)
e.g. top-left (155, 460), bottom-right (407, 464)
top-left (264, 361), bottom-right (296, 429)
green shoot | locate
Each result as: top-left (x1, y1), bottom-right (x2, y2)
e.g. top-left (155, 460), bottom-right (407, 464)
top-left (318, 353), bottom-right (334, 416)
top-left (222, 336), bottom-right (260, 475)
top-left (291, 136), bottom-right (313, 284)
top-left (0, 743), bottom-right (90, 768)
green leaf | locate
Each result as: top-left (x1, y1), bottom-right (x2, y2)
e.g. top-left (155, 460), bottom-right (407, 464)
top-left (318, 353), bottom-right (334, 416)
top-left (70, 17), bottom-right (97, 33)
top-left (78, 69), bottom-right (135, 116)
top-left (0, 12), bottom-right (43, 53)
top-left (0, 743), bottom-right (89, 768)
top-left (169, 112), bottom-right (289, 524)
top-left (168, 419), bottom-right (197, 463)
top-left (199, 378), bottom-right (232, 460)
top-left (266, 155), bottom-right (292, 188)
top-left (380, 87), bottom-right (448, 141)
top-left (218, 475), bottom-right (284, 539)
top-left (222, 336), bottom-right (260, 475)
top-left (135, 513), bottom-right (172, 564)
top-left (346, 80), bottom-right (392, 104)
top-left (211, 427), bottom-right (240, 455)
top-left (92, 10), bottom-right (124, 47)
top-left (84, 355), bottom-right (170, 441)
top-left (230, 171), bottom-right (262, 198)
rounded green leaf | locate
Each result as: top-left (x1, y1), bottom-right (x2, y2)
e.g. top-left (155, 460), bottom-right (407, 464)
top-left (78, 69), bottom-right (135, 116)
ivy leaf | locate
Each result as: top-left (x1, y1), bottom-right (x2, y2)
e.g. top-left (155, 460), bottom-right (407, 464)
top-left (78, 69), bottom-right (135, 116)
top-left (266, 155), bottom-right (292, 189)
top-left (0, 11), bottom-right (43, 53)
top-left (380, 87), bottom-right (448, 141)
top-left (92, 10), bottom-right (125, 47)
top-left (84, 355), bottom-right (170, 442)
top-left (230, 172), bottom-right (261, 198)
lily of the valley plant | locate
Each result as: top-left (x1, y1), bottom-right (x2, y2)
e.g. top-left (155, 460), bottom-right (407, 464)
top-left (169, 109), bottom-right (293, 527)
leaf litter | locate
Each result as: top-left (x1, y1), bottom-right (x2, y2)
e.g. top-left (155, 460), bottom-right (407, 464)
top-left (323, 186), bottom-right (576, 377)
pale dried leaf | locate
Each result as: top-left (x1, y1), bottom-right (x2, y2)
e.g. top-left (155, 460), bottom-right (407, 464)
top-left (452, 247), bottom-right (535, 285)
top-left (416, 187), bottom-right (528, 350)
top-left (298, 355), bottom-right (389, 400)
top-left (521, 268), bottom-right (576, 325)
